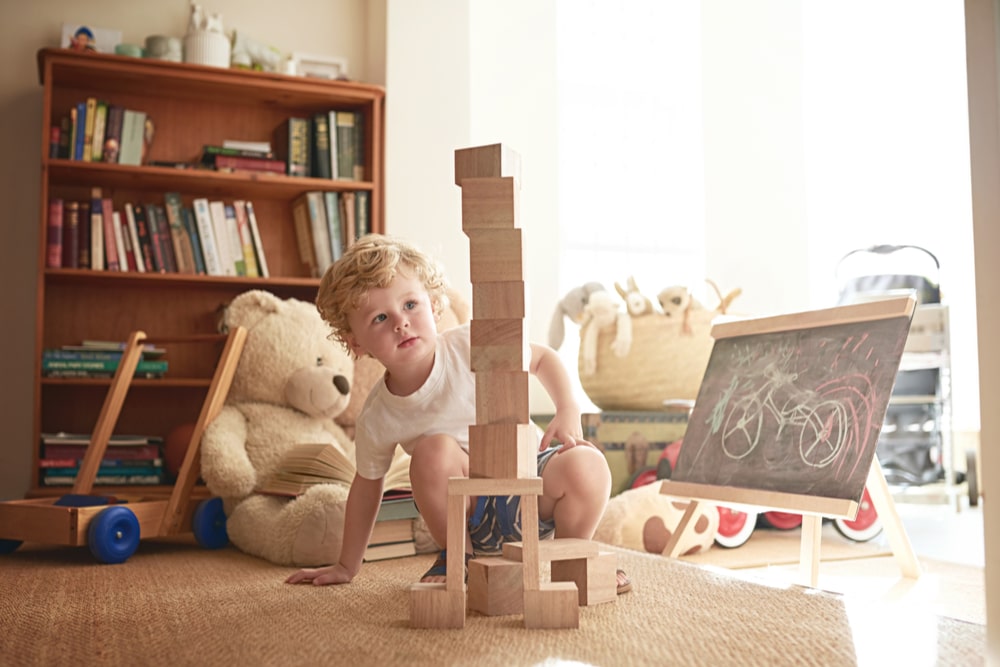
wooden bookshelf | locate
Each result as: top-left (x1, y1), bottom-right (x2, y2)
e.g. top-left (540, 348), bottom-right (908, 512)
top-left (31, 48), bottom-right (385, 497)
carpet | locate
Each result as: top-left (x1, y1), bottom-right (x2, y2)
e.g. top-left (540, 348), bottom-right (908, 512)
top-left (0, 537), bottom-right (983, 666)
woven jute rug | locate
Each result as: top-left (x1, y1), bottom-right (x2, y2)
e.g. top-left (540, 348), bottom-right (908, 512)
top-left (0, 537), bottom-right (983, 666)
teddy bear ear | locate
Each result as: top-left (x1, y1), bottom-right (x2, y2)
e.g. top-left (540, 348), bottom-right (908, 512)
top-left (219, 289), bottom-right (283, 332)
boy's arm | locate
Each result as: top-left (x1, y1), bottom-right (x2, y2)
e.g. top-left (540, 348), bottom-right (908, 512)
top-left (284, 472), bottom-right (384, 585)
top-left (529, 342), bottom-right (584, 450)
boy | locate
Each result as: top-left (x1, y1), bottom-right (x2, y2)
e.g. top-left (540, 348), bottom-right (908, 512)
top-left (286, 234), bottom-right (629, 592)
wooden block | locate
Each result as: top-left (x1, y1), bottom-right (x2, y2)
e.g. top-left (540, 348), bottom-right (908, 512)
top-left (475, 370), bottom-right (529, 423)
top-left (446, 493), bottom-right (467, 593)
top-left (461, 177), bottom-right (519, 231)
top-left (472, 281), bottom-right (525, 320)
top-left (502, 537), bottom-right (601, 563)
top-left (467, 557), bottom-right (524, 616)
top-left (410, 583), bottom-right (466, 629)
top-left (520, 493), bottom-right (541, 591)
top-left (551, 551), bottom-right (617, 606)
top-left (523, 583), bottom-right (579, 629)
top-left (468, 229), bottom-right (523, 283)
top-left (470, 319), bottom-right (529, 372)
top-left (454, 144), bottom-right (521, 186)
top-left (448, 475), bottom-right (542, 497)
top-left (468, 423), bottom-right (537, 479)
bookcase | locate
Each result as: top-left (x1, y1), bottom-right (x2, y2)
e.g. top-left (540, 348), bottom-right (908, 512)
top-left (31, 48), bottom-right (385, 497)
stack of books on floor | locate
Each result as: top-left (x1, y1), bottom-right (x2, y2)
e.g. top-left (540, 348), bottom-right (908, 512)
top-left (41, 340), bottom-right (168, 379)
top-left (40, 432), bottom-right (166, 486)
top-left (364, 493), bottom-right (419, 562)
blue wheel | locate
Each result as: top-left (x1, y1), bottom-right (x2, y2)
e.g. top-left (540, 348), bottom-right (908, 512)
top-left (88, 506), bottom-right (140, 564)
top-left (192, 497), bottom-right (228, 550)
top-left (0, 538), bottom-right (22, 554)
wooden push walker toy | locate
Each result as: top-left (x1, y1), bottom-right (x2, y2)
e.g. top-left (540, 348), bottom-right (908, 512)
top-left (409, 144), bottom-right (619, 629)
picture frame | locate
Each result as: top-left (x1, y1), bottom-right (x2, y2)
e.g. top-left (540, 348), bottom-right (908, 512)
top-left (61, 23), bottom-right (123, 55)
top-left (290, 52), bottom-right (349, 80)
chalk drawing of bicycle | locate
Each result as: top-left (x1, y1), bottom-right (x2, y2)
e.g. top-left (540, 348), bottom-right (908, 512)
top-left (711, 356), bottom-right (876, 479)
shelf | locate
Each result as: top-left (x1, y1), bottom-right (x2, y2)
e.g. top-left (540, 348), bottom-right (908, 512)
top-left (44, 267), bottom-right (318, 290)
top-left (41, 377), bottom-right (213, 388)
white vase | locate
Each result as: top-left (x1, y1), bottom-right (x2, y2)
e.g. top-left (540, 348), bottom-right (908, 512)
top-left (184, 30), bottom-right (231, 68)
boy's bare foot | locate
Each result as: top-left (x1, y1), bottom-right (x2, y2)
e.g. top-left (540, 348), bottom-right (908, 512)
top-left (617, 569), bottom-right (632, 594)
top-left (419, 549), bottom-right (472, 584)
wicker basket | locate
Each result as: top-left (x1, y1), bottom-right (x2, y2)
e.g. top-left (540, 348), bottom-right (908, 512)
top-left (578, 309), bottom-right (717, 410)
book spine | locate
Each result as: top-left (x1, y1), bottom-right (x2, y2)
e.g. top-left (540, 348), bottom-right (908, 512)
top-left (353, 110), bottom-right (365, 181)
top-left (355, 191), bottom-right (370, 238)
top-left (192, 198), bottom-right (223, 276)
top-left (208, 201), bottom-right (236, 276)
top-left (341, 191), bottom-right (356, 247)
top-left (323, 191), bottom-right (343, 261)
top-left (89, 188), bottom-right (104, 271)
top-left (90, 100), bottom-right (107, 162)
top-left (42, 359), bottom-right (168, 373)
top-left (164, 192), bottom-right (195, 274)
top-left (232, 200), bottom-right (260, 277)
top-left (277, 117), bottom-right (310, 177)
top-left (201, 144), bottom-right (274, 160)
top-left (311, 112), bottom-right (332, 179)
top-left (148, 204), bottom-right (178, 273)
top-left (115, 211), bottom-right (137, 271)
top-left (101, 197), bottom-right (120, 271)
top-left (131, 204), bottom-right (159, 272)
top-left (291, 195), bottom-right (317, 275)
top-left (62, 200), bottom-right (80, 268)
top-left (103, 104), bottom-right (124, 164)
top-left (211, 155), bottom-right (287, 174)
top-left (77, 201), bottom-right (91, 268)
top-left (305, 192), bottom-right (333, 274)
top-left (243, 201), bottom-right (269, 278)
top-left (58, 115), bottom-right (72, 159)
top-left (181, 206), bottom-right (206, 274)
top-left (49, 124), bottom-right (60, 159)
top-left (73, 102), bottom-right (86, 160)
top-left (123, 202), bottom-right (146, 272)
top-left (82, 97), bottom-right (97, 161)
top-left (42, 444), bottom-right (161, 460)
top-left (46, 198), bottom-right (63, 268)
top-left (335, 111), bottom-right (355, 181)
top-left (223, 204), bottom-right (246, 276)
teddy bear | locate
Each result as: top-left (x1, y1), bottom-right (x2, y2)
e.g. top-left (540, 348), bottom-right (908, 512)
top-left (593, 483), bottom-right (719, 557)
top-left (200, 289), bottom-right (357, 566)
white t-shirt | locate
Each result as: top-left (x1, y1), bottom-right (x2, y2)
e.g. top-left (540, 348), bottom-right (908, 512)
top-left (354, 323), bottom-right (477, 480)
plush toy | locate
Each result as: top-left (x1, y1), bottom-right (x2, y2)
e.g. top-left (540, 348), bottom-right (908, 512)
top-left (579, 290), bottom-right (632, 375)
top-left (614, 276), bottom-right (656, 317)
top-left (548, 282), bottom-right (606, 350)
top-left (200, 290), bottom-right (356, 566)
top-left (594, 484), bottom-right (718, 557)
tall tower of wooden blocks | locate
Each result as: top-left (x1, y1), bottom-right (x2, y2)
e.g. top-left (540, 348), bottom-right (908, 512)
top-left (409, 144), bottom-right (617, 630)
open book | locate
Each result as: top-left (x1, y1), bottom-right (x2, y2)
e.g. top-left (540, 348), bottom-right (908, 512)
top-left (259, 442), bottom-right (412, 498)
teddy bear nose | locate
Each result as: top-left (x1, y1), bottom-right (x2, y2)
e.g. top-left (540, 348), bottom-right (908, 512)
top-left (333, 375), bottom-right (350, 396)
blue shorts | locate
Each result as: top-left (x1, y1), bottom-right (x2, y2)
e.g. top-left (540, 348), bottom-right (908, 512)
top-left (467, 446), bottom-right (560, 555)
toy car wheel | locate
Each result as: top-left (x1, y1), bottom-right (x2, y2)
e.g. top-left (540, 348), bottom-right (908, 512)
top-left (88, 506), bottom-right (140, 564)
top-left (833, 487), bottom-right (883, 542)
top-left (0, 538), bottom-right (22, 554)
top-left (966, 449), bottom-right (979, 507)
top-left (192, 497), bottom-right (228, 550)
top-left (759, 511), bottom-right (803, 531)
top-left (714, 507), bottom-right (758, 548)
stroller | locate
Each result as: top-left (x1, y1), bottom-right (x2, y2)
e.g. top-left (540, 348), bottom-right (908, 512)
top-left (835, 244), bottom-right (949, 488)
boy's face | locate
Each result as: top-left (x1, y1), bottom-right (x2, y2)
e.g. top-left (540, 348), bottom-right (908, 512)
top-left (344, 271), bottom-right (438, 372)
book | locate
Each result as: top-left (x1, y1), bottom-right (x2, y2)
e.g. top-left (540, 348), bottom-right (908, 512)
top-left (327, 110), bottom-right (339, 178)
top-left (352, 110), bottom-right (366, 181)
top-left (129, 203), bottom-right (158, 272)
top-left (355, 191), bottom-right (370, 238)
top-left (41, 443), bottom-right (161, 461)
top-left (290, 194), bottom-right (318, 277)
top-left (73, 101), bottom-right (86, 160)
top-left (41, 432), bottom-right (162, 447)
top-left (90, 100), bottom-right (108, 162)
top-left (75, 340), bottom-right (166, 357)
top-left (273, 117), bottom-right (310, 177)
top-left (363, 540), bottom-right (416, 562)
top-left (101, 198), bottom-right (121, 272)
top-left (46, 198), bottom-right (63, 268)
top-left (164, 192), bottom-right (196, 274)
top-left (77, 200), bottom-right (90, 268)
top-left (209, 154), bottom-right (287, 174)
top-left (83, 97), bottom-right (97, 161)
top-left (42, 473), bottom-right (164, 487)
top-left (191, 198), bottom-right (223, 276)
top-left (208, 200), bottom-right (236, 276)
top-left (323, 191), bottom-right (343, 261)
top-left (181, 205), bottom-right (206, 274)
top-left (122, 202), bottom-right (146, 272)
top-left (244, 201), bottom-right (269, 278)
top-left (119, 109), bottom-right (147, 166)
top-left (146, 203), bottom-right (177, 273)
top-left (334, 110), bottom-right (356, 180)
top-left (310, 112), bottom-right (332, 179)
top-left (42, 461), bottom-right (163, 475)
top-left (62, 200), bottom-right (80, 268)
top-left (103, 104), bottom-right (124, 163)
top-left (89, 188), bottom-right (104, 271)
top-left (259, 443), bottom-right (412, 498)
top-left (41, 358), bottom-right (169, 376)
top-left (222, 139), bottom-right (272, 153)
top-left (368, 517), bottom-right (415, 546)
top-left (232, 201), bottom-right (260, 277)
top-left (303, 191), bottom-right (333, 274)
top-left (58, 115), bottom-right (72, 159)
top-left (112, 211), bottom-right (133, 271)
top-left (40, 455), bottom-right (162, 468)
top-left (341, 191), bottom-right (357, 246)
top-left (49, 124), bottom-right (60, 159)
top-left (201, 144), bottom-right (274, 161)
top-left (224, 204), bottom-right (246, 275)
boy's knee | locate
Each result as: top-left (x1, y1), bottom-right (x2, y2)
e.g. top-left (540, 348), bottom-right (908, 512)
top-left (410, 433), bottom-right (466, 470)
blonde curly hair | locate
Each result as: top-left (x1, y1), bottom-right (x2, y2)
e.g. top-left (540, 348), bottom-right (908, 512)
top-left (316, 234), bottom-right (450, 350)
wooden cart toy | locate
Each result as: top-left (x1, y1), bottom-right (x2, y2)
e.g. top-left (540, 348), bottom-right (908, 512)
top-left (0, 327), bottom-right (246, 563)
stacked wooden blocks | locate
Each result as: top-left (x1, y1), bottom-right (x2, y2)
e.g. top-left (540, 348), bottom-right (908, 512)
top-left (410, 144), bottom-right (616, 630)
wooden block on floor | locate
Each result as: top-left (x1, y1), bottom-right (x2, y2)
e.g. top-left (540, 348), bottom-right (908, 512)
top-left (410, 583), bottom-right (466, 629)
top-left (468, 557), bottom-right (524, 616)
top-left (475, 370), bottom-right (529, 423)
top-left (502, 537), bottom-right (600, 563)
top-left (468, 423), bottom-right (537, 479)
top-left (470, 318), bottom-right (529, 372)
top-left (455, 144), bottom-right (521, 186)
top-left (468, 228), bottom-right (524, 283)
top-left (461, 177), bottom-right (519, 231)
top-left (448, 475), bottom-right (542, 497)
top-left (551, 550), bottom-right (617, 606)
top-left (472, 281), bottom-right (525, 320)
top-left (524, 582), bottom-right (579, 629)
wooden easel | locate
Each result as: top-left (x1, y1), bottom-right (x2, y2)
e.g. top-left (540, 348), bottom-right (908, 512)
top-left (658, 297), bottom-right (923, 587)
top-left (409, 145), bottom-right (618, 629)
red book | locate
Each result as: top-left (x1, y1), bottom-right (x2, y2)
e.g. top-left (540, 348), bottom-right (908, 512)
top-left (212, 154), bottom-right (287, 174)
top-left (101, 197), bottom-right (120, 271)
top-left (46, 198), bottom-right (63, 268)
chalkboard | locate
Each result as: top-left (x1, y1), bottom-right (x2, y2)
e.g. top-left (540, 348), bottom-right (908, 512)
top-left (664, 296), bottom-right (915, 517)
